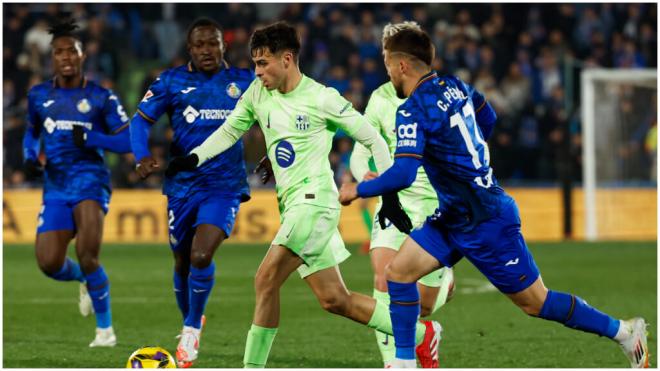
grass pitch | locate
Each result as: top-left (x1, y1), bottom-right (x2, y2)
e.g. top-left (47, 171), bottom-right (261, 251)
top-left (3, 241), bottom-right (656, 368)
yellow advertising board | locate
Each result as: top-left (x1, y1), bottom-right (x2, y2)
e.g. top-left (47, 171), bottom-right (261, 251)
top-left (3, 188), bottom-right (656, 244)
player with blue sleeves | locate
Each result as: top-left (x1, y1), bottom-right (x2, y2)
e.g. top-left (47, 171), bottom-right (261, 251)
top-left (339, 28), bottom-right (649, 368)
top-left (22, 20), bottom-right (131, 348)
top-left (129, 18), bottom-right (253, 368)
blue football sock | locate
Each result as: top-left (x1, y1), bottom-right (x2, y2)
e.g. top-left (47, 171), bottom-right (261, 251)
top-left (47, 257), bottom-right (85, 282)
top-left (185, 262), bottom-right (215, 329)
top-left (85, 265), bottom-right (112, 329)
top-left (173, 270), bottom-right (189, 321)
top-left (539, 290), bottom-right (620, 338)
top-left (387, 280), bottom-right (420, 360)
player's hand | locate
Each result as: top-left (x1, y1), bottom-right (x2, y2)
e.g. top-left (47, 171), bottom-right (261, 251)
top-left (23, 158), bottom-right (44, 179)
top-left (254, 155), bottom-right (274, 184)
top-left (378, 192), bottom-right (413, 234)
top-left (136, 156), bottom-right (160, 179)
top-left (363, 171), bottom-right (379, 181)
top-left (339, 182), bottom-right (359, 206)
top-left (165, 153), bottom-right (199, 177)
top-left (72, 125), bottom-right (87, 148)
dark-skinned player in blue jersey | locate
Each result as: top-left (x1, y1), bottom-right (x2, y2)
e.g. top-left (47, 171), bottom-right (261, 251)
top-left (129, 18), bottom-right (256, 368)
top-left (339, 27), bottom-right (649, 368)
top-left (23, 19), bottom-right (132, 348)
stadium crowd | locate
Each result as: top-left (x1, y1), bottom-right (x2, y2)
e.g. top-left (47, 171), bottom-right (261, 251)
top-left (3, 3), bottom-right (657, 189)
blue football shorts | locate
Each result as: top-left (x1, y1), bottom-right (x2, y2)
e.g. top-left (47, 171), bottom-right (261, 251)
top-left (409, 196), bottom-right (540, 294)
top-left (167, 192), bottom-right (241, 251)
top-left (37, 196), bottom-right (110, 235)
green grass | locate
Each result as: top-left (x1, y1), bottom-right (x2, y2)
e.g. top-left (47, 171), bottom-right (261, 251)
top-left (3, 241), bottom-right (656, 368)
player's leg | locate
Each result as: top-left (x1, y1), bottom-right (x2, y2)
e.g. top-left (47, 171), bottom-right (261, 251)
top-left (34, 201), bottom-right (80, 282)
top-left (168, 195), bottom-right (197, 324)
top-left (385, 234), bottom-right (448, 367)
top-left (73, 199), bottom-right (115, 347)
top-left (474, 197), bottom-right (649, 368)
top-left (243, 244), bottom-right (302, 368)
top-left (370, 246), bottom-right (398, 365)
top-left (418, 268), bottom-right (455, 317)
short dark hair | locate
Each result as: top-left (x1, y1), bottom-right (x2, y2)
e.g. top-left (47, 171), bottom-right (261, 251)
top-left (186, 17), bottom-right (223, 44)
top-left (383, 28), bottom-right (433, 66)
top-left (48, 19), bottom-right (81, 43)
top-left (249, 22), bottom-right (300, 58)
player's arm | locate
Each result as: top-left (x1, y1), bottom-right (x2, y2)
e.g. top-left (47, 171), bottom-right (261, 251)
top-left (349, 92), bottom-right (383, 181)
top-left (340, 101), bottom-right (426, 203)
top-left (129, 74), bottom-right (170, 178)
top-left (463, 81), bottom-right (497, 140)
top-left (321, 88), bottom-right (392, 174)
top-left (166, 81), bottom-right (258, 177)
top-left (22, 91), bottom-right (43, 178)
top-left (73, 91), bottom-right (132, 153)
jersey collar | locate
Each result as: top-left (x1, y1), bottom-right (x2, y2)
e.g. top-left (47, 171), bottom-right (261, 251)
top-left (187, 59), bottom-right (230, 73)
top-left (52, 75), bottom-right (87, 89)
top-left (410, 71), bottom-right (437, 96)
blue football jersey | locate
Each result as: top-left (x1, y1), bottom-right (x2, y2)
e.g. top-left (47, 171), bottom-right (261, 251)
top-left (136, 62), bottom-right (252, 199)
top-left (394, 72), bottom-right (506, 230)
top-left (25, 78), bottom-right (130, 202)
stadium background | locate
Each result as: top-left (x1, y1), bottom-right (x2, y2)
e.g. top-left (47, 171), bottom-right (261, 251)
top-left (2, 2), bottom-right (657, 368)
top-left (3, 2), bottom-right (657, 242)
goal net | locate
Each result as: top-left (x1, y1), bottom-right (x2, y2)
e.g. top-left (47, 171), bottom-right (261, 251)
top-left (581, 68), bottom-right (657, 241)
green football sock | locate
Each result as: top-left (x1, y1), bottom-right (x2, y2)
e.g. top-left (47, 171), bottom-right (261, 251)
top-left (373, 289), bottom-right (395, 363)
top-left (366, 296), bottom-right (426, 345)
top-left (243, 324), bottom-right (278, 368)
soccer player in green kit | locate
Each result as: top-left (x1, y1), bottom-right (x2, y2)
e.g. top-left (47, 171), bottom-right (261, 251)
top-left (350, 21), bottom-right (458, 367)
top-left (167, 22), bottom-right (442, 368)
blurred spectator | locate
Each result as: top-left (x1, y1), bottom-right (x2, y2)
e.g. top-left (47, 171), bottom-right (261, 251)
top-left (2, 3), bottom-right (656, 189)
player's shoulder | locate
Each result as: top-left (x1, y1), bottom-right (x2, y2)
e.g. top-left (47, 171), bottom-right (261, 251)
top-left (222, 66), bottom-right (255, 83)
top-left (27, 80), bottom-right (53, 98)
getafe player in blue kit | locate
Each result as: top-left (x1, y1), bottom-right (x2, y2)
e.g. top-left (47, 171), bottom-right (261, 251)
top-left (129, 18), bottom-right (253, 368)
top-left (340, 28), bottom-right (649, 368)
top-left (23, 20), bottom-right (131, 348)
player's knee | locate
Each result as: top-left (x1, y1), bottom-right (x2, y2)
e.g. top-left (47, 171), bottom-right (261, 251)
top-left (76, 252), bottom-right (99, 274)
top-left (385, 263), bottom-right (413, 283)
top-left (190, 249), bottom-right (213, 269)
top-left (37, 258), bottom-right (62, 276)
top-left (254, 269), bottom-right (278, 296)
top-left (318, 294), bottom-right (349, 315)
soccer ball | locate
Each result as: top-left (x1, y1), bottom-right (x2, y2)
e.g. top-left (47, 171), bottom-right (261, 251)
top-left (126, 346), bottom-right (176, 368)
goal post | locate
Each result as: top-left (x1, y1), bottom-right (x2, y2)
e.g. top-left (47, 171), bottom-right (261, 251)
top-left (581, 68), bottom-right (657, 241)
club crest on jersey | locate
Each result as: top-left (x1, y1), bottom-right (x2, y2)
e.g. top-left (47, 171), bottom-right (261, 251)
top-left (295, 114), bottom-right (310, 131)
top-left (275, 140), bottom-right (296, 168)
top-left (77, 98), bottom-right (91, 113)
top-left (226, 82), bottom-right (242, 99)
top-left (183, 105), bottom-right (200, 124)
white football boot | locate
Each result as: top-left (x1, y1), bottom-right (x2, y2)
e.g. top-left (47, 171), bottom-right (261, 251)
top-left (89, 326), bottom-right (117, 347)
top-left (176, 326), bottom-right (201, 368)
top-left (618, 317), bottom-right (650, 368)
top-left (79, 283), bottom-right (94, 317)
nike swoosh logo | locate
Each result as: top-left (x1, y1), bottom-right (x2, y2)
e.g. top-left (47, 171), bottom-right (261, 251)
top-left (382, 334), bottom-right (389, 346)
top-left (505, 258), bottom-right (519, 266)
top-left (181, 87), bottom-right (196, 94)
top-left (192, 289), bottom-right (207, 293)
top-left (43, 100), bottom-right (55, 107)
top-left (267, 111), bottom-right (271, 129)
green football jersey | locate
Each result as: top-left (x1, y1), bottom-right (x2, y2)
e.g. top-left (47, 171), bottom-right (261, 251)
top-left (363, 82), bottom-right (437, 205)
top-left (219, 75), bottom-right (369, 211)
